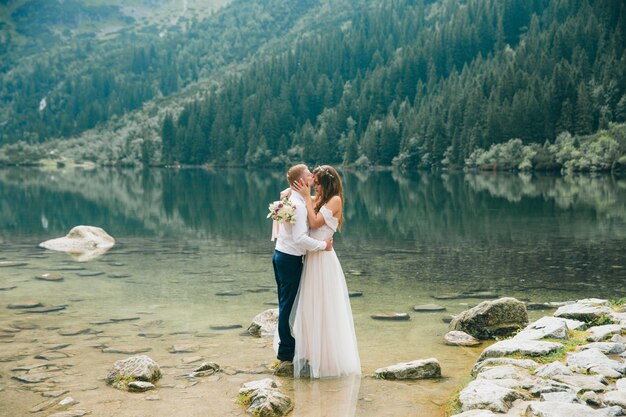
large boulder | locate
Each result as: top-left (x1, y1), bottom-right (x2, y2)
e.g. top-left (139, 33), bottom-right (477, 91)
top-left (40, 226), bottom-right (115, 262)
top-left (450, 297), bottom-right (528, 339)
top-left (105, 355), bottom-right (161, 391)
top-left (374, 358), bottom-right (441, 380)
top-left (248, 309), bottom-right (278, 338)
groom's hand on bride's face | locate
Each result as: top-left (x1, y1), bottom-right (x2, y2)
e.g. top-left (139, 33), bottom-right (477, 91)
top-left (324, 238), bottom-right (333, 251)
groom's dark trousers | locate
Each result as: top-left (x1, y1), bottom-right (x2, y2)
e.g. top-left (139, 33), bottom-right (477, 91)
top-left (272, 249), bottom-right (304, 362)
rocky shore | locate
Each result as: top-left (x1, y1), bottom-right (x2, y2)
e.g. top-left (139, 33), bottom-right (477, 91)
top-left (448, 297), bottom-right (626, 417)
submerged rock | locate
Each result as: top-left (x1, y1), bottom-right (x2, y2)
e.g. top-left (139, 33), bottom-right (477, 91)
top-left (35, 273), bottom-right (64, 282)
top-left (105, 355), bottom-right (161, 391)
top-left (248, 309), bottom-right (278, 338)
top-left (39, 225), bottom-right (115, 262)
top-left (444, 331), bottom-right (481, 347)
top-left (413, 304), bottom-right (447, 312)
top-left (370, 312), bottom-right (410, 321)
top-left (450, 297), bottom-right (528, 339)
top-left (374, 358), bottom-right (441, 380)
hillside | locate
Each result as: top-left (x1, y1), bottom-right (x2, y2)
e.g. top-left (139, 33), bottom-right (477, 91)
top-left (1, 0), bottom-right (625, 172)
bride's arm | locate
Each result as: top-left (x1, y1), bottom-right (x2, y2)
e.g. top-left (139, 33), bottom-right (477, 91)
top-left (292, 180), bottom-right (325, 228)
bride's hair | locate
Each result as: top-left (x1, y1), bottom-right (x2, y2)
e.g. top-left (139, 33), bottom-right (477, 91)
top-left (313, 165), bottom-right (344, 230)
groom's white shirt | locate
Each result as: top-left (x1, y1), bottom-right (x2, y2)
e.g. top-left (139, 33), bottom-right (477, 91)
top-left (275, 190), bottom-right (326, 256)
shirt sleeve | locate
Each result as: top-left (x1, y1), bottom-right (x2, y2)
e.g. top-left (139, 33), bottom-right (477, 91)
top-left (291, 202), bottom-right (326, 252)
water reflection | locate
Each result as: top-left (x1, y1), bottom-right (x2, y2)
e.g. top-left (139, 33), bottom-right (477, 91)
top-left (1, 168), bottom-right (625, 244)
top-left (291, 376), bottom-right (361, 417)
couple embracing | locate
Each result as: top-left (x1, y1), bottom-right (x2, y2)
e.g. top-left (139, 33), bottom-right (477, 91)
top-left (271, 164), bottom-right (361, 378)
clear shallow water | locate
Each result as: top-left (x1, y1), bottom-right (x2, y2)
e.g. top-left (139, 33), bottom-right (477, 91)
top-left (0, 167), bottom-right (625, 416)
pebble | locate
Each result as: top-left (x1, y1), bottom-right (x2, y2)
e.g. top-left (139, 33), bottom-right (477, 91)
top-left (182, 356), bottom-right (203, 364)
top-left (47, 410), bottom-right (90, 417)
top-left (7, 301), bottom-right (43, 309)
top-left (349, 291), bottom-right (364, 298)
top-left (12, 374), bottom-right (51, 383)
top-left (35, 273), bottom-right (64, 282)
top-left (215, 291), bottom-right (242, 296)
top-left (30, 397), bottom-right (58, 413)
top-left (18, 305), bottom-right (67, 314)
top-left (110, 316), bottom-right (140, 322)
top-left (36, 351), bottom-right (72, 360)
top-left (210, 324), bottom-right (242, 330)
top-left (42, 389), bottom-right (70, 398)
top-left (52, 266), bottom-right (85, 271)
top-left (58, 327), bottom-right (92, 336)
top-left (168, 344), bottom-right (198, 354)
top-left (76, 271), bottom-right (105, 277)
top-left (371, 313), bottom-right (410, 321)
top-left (138, 333), bottom-right (162, 338)
top-left (0, 286), bottom-right (17, 291)
top-left (102, 347), bottom-right (151, 354)
top-left (413, 304), bottom-right (446, 312)
top-left (109, 274), bottom-right (130, 279)
top-left (0, 261), bottom-right (27, 267)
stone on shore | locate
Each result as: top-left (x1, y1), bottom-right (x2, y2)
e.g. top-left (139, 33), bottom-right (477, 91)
top-left (586, 325), bottom-right (624, 342)
top-left (603, 390), bottom-right (626, 408)
top-left (105, 355), bottom-right (161, 391)
top-left (540, 392), bottom-right (580, 403)
top-left (524, 401), bottom-right (621, 417)
top-left (39, 225), bottom-right (115, 262)
top-left (444, 331), bottom-right (481, 347)
top-left (551, 374), bottom-right (609, 392)
top-left (247, 309), bottom-right (278, 338)
top-left (458, 380), bottom-right (527, 413)
top-left (514, 316), bottom-right (584, 341)
top-left (239, 379), bottom-right (292, 417)
top-left (478, 339), bottom-right (562, 361)
top-left (566, 348), bottom-right (625, 374)
top-left (471, 358), bottom-right (539, 377)
top-left (451, 411), bottom-right (497, 417)
top-left (579, 342), bottom-right (626, 355)
top-left (553, 302), bottom-right (615, 323)
top-left (374, 358), bottom-right (441, 380)
top-left (450, 297), bottom-right (528, 339)
top-left (533, 361), bottom-right (573, 378)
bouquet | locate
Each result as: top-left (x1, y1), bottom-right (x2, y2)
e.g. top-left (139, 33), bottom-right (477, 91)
top-left (267, 198), bottom-right (296, 224)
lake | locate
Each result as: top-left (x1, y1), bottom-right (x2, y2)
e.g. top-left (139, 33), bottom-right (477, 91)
top-left (1, 167), bottom-right (625, 416)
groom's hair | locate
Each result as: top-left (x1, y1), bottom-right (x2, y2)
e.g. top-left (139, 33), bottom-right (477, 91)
top-left (287, 164), bottom-right (308, 184)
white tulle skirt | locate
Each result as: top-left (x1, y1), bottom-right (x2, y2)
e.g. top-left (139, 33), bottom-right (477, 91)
top-left (290, 250), bottom-right (361, 378)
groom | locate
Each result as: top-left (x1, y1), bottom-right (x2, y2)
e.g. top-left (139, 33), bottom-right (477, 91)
top-left (272, 164), bottom-right (332, 371)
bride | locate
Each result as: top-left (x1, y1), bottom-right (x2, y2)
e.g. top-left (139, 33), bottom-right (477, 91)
top-left (290, 165), bottom-right (361, 378)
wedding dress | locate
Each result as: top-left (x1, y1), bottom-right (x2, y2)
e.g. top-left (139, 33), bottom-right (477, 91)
top-left (290, 206), bottom-right (361, 378)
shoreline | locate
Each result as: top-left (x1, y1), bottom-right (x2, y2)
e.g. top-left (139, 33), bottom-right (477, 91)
top-left (447, 297), bottom-right (626, 417)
